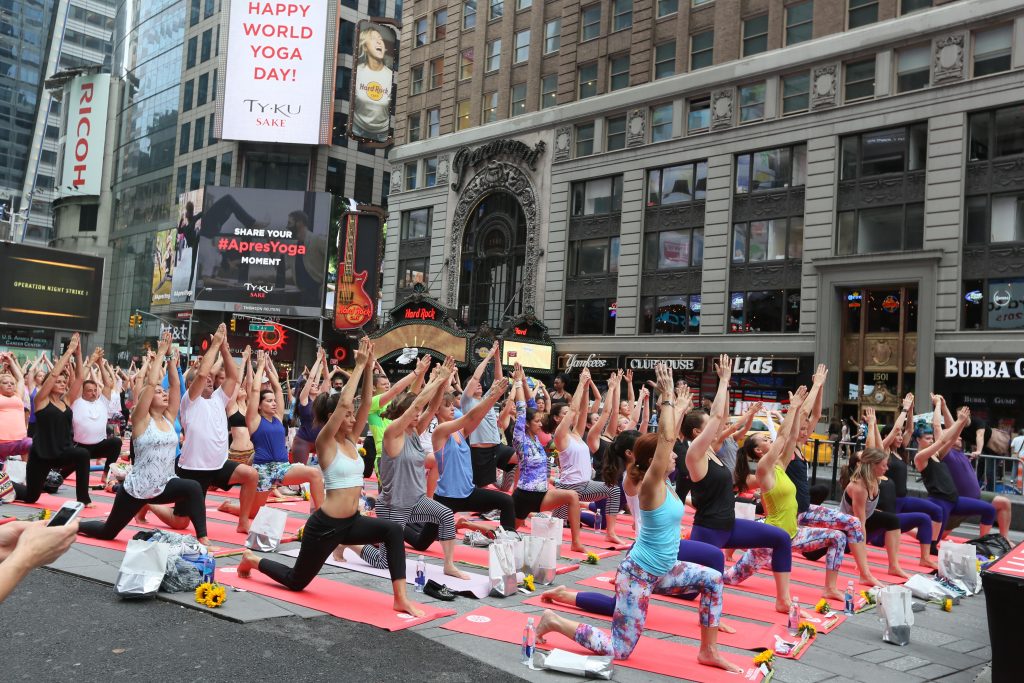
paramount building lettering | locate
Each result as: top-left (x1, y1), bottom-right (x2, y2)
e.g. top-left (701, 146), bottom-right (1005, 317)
top-left (944, 357), bottom-right (1024, 379)
top-left (450, 139), bottom-right (546, 191)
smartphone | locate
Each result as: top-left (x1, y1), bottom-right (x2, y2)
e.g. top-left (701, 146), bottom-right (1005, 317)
top-left (47, 501), bottom-right (84, 527)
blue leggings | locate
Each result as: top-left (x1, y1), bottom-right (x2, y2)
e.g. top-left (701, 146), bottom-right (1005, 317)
top-left (690, 519), bottom-right (793, 573)
top-left (869, 512), bottom-right (932, 546)
top-left (575, 540), bottom-right (725, 616)
top-left (894, 496), bottom-right (944, 525)
top-left (929, 496), bottom-right (996, 537)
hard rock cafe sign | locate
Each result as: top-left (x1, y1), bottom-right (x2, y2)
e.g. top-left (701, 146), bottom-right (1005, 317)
top-left (450, 139), bottom-right (546, 191)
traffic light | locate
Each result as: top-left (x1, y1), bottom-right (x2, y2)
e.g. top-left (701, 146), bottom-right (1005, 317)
top-left (128, 314), bottom-right (137, 328)
top-left (229, 317), bottom-right (236, 332)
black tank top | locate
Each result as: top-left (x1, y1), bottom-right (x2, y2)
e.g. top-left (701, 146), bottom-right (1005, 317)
top-left (877, 477), bottom-right (897, 513)
top-left (691, 456), bottom-right (735, 530)
top-left (885, 452), bottom-right (909, 498)
top-left (785, 454), bottom-right (811, 514)
top-left (922, 457), bottom-right (958, 503)
top-left (228, 410), bottom-right (247, 429)
top-left (591, 437), bottom-right (611, 481)
top-left (33, 402), bottom-right (74, 459)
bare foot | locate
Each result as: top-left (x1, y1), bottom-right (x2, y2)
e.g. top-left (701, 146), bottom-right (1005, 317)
top-left (235, 519), bottom-right (251, 534)
top-left (236, 549), bottom-right (260, 578)
top-left (541, 586), bottom-right (572, 605)
top-left (920, 557), bottom-right (938, 570)
top-left (395, 598), bottom-right (425, 618)
top-left (822, 589), bottom-right (844, 601)
top-left (217, 500), bottom-right (233, 513)
top-left (697, 647), bottom-right (743, 674)
top-left (570, 543), bottom-right (586, 554)
top-left (859, 573), bottom-right (883, 587)
top-left (83, 502), bottom-right (96, 509)
top-left (444, 564), bottom-right (470, 581)
top-left (718, 621), bottom-right (737, 635)
top-left (887, 566), bottom-right (910, 579)
top-left (605, 533), bottom-right (625, 545)
top-left (775, 599), bottom-right (791, 614)
top-left (134, 512), bottom-right (148, 523)
top-left (536, 609), bottom-right (559, 644)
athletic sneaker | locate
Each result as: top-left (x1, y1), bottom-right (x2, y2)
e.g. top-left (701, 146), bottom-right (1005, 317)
top-left (481, 510), bottom-right (502, 522)
top-left (462, 530), bottom-right (493, 547)
top-left (423, 579), bottom-right (456, 601)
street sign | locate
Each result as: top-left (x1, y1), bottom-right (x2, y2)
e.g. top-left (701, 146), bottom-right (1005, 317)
top-left (248, 323), bottom-right (275, 332)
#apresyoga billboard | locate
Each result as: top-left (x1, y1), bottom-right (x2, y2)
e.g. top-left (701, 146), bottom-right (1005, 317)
top-left (60, 73), bottom-right (110, 196)
top-left (220, 0), bottom-right (335, 144)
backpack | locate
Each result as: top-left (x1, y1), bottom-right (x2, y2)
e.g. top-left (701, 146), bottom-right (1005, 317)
top-left (967, 532), bottom-right (1012, 560)
top-left (986, 428), bottom-right (1010, 456)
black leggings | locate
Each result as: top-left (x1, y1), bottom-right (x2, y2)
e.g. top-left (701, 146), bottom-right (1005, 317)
top-left (404, 522), bottom-right (439, 550)
top-left (79, 437), bottom-right (123, 478)
top-left (79, 478), bottom-right (207, 539)
top-left (435, 487), bottom-right (516, 531)
top-left (469, 444), bottom-right (516, 487)
top-left (258, 508), bottom-right (406, 589)
top-left (14, 448), bottom-right (92, 505)
top-left (362, 436), bottom-right (376, 479)
top-left (864, 509), bottom-right (901, 535)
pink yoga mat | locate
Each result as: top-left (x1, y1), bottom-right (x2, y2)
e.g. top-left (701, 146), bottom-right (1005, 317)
top-left (9, 495), bottom-right (111, 518)
top-left (786, 554), bottom-right (913, 584)
top-left (217, 566), bottom-right (455, 630)
top-left (442, 606), bottom-right (765, 682)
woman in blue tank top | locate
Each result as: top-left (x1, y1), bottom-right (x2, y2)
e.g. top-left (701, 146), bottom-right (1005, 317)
top-left (536, 363), bottom-right (742, 673)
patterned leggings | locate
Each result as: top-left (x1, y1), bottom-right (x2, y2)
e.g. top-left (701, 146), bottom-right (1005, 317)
top-left (797, 505), bottom-right (865, 545)
top-left (726, 525), bottom-right (848, 583)
top-left (553, 480), bottom-right (621, 520)
top-left (360, 495), bottom-right (456, 570)
top-left (574, 556), bottom-right (723, 661)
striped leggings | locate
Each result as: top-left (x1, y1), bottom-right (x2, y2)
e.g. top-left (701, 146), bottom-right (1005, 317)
top-left (797, 505), bottom-right (865, 545)
top-left (727, 525), bottom-right (848, 583)
top-left (360, 495), bottom-right (456, 570)
top-left (553, 480), bottom-right (621, 520)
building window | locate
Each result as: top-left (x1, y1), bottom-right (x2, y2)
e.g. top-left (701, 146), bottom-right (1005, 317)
top-left (738, 83), bottom-right (766, 124)
top-left (408, 113), bottom-right (422, 142)
top-left (837, 204), bottom-right (924, 254)
top-left (541, 74), bottom-right (558, 109)
top-left (691, 30), bottom-right (714, 70)
top-left (692, 0), bottom-right (714, 5)
top-left (609, 54), bottom-right (630, 91)
top-left (735, 145), bottom-right (807, 193)
top-left (902, 0), bottom-right (931, 12)
top-left (464, 0), bottom-right (477, 29)
top-left (404, 162), bottom-right (418, 190)
top-left (961, 278), bottom-right (1024, 330)
top-left (606, 116), bottom-right (627, 151)
top-left (434, 9), bottom-right (447, 41)
top-left (647, 160), bottom-right (708, 205)
top-left (336, 66), bottom-right (352, 100)
top-left (193, 117), bottom-right (205, 150)
top-left (425, 157), bottom-right (438, 187)
top-left (176, 166), bottom-right (187, 196)
top-left (729, 290), bottom-right (801, 333)
top-left (183, 80), bottom-right (194, 111)
top-left (848, 0), bottom-right (878, 28)
top-left (326, 157), bottom-right (345, 195)
top-left (564, 299), bottom-right (617, 335)
top-left (489, 0), bottom-right (503, 20)
top-left (427, 108), bottom-right (440, 137)
top-left (510, 83), bottom-right (527, 116)
top-left (79, 204), bottom-right (98, 232)
top-left (459, 49), bottom-right (474, 80)
top-left (514, 29), bottom-right (530, 63)
top-left (186, 37), bottom-right (197, 69)
top-left (544, 19), bottom-right (560, 53)
top-left (410, 65), bottom-right (424, 94)
top-left (654, 41), bottom-right (675, 79)
top-left (332, 112), bottom-right (349, 145)
top-left (895, 45), bottom-right (930, 93)
top-left (612, 0), bottom-right (632, 31)
top-left (641, 295), bottom-right (701, 334)
top-left (844, 58), bottom-right (875, 101)
top-left (190, 162), bottom-right (202, 191)
top-left (569, 237), bottom-right (620, 276)
top-left (651, 103), bottom-right (673, 142)
top-left (743, 15), bottom-right (768, 56)
top-left (964, 193), bottom-right (1024, 245)
top-left (732, 218), bottom-right (804, 262)
top-left (781, 73), bottom-right (810, 115)
top-left (968, 104), bottom-right (1024, 161)
top-left (644, 228), bottom-right (704, 269)
top-left (658, 0), bottom-right (679, 17)
top-left (414, 17), bottom-right (427, 46)
top-left (220, 152), bottom-right (233, 186)
top-left (687, 97), bottom-right (710, 134)
top-left (840, 124), bottom-right (927, 179)
top-left (482, 91), bottom-right (498, 123)
top-left (205, 156), bottom-right (217, 186)
top-left (339, 21), bottom-right (354, 55)
top-left (973, 25), bottom-right (1012, 77)
top-left (398, 258), bottom-right (428, 290)
top-left (197, 73), bottom-right (209, 106)
top-left (572, 176), bottom-right (623, 215)
top-left (576, 122), bottom-right (595, 157)
top-left (517, 0), bottom-right (532, 8)
top-left (578, 62), bottom-right (598, 99)
top-left (402, 208), bottom-right (430, 239)
top-left (486, 39), bottom-right (501, 72)
top-left (581, 4), bottom-right (601, 41)
top-left (456, 99), bottom-right (471, 130)
top-left (786, 1), bottom-right (814, 45)
top-left (201, 29), bottom-right (212, 62)
top-left (429, 58), bottom-right (444, 89)
top-left (179, 122), bottom-right (190, 154)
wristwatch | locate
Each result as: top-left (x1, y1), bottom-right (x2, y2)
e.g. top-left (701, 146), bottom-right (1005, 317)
top-left (660, 400), bottom-right (674, 407)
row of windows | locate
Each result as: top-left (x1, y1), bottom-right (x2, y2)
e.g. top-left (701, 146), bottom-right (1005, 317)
top-left (175, 152), bottom-right (232, 195)
top-left (182, 70), bottom-right (216, 112)
top-left (185, 27), bottom-right (216, 70)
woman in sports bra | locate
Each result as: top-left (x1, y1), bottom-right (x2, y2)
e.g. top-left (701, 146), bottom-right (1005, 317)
top-left (839, 446), bottom-right (908, 578)
top-left (238, 340), bottom-right (423, 616)
top-left (226, 346), bottom-right (255, 466)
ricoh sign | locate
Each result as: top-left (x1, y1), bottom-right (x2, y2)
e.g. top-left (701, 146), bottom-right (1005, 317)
top-left (944, 357), bottom-right (1024, 379)
top-left (59, 73), bottom-right (110, 196)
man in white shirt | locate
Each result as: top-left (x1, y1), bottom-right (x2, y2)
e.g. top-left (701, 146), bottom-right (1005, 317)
top-left (69, 347), bottom-right (123, 482)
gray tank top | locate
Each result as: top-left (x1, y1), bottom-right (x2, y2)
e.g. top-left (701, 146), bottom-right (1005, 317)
top-left (840, 485), bottom-right (879, 518)
top-left (378, 430), bottom-right (426, 509)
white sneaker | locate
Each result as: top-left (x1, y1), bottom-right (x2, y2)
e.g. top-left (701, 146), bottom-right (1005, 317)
top-left (462, 530), bottom-right (493, 547)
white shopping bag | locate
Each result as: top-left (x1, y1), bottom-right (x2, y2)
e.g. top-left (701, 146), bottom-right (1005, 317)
top-left (4, 459), bottom-right (26, 485)
top-left (735, 501), bottom-right (756, 521)
top-left (246, 506), bottom-right (288, 551)
top-left (523, 536), bottom-right (559, 585)
top-left (537, 649), bottom-right (613, 679)
top-left (488, 540), bottom-right (518, 597)
top-left (904, 574), bottom-right (948, 602)
top-left (877, 585), bottom-right (914, 646)
top-left (938, 541), bottom-right (982, 595)
top-left (493, 527), bottom-right (524, 570)
top-left (531, 515), bottom-right (564, 546)
top-left (115, 540), bottom-right (171, 599)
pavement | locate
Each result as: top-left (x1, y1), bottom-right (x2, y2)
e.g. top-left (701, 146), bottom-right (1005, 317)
top-left (2, 484), bottom-right (1013, 683)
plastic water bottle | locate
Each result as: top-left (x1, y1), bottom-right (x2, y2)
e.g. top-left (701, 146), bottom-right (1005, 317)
top-left (788, 597), bottom-right (800, 636)
top-left (521, 616), bottom-right (536, 665)
top-left (593, 508), bottom-right (603, 532)
top-left (844, 581), bottom-right (855, 615)
top-left (414, 556), bottom-right (426, 593)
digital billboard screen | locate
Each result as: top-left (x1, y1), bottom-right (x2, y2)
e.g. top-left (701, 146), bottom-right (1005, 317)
top-left (0, 243), bottom-right (104, 331)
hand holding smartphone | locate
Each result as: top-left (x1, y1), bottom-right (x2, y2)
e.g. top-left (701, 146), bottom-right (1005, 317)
top-left (47, 501), bottom-right (85, 527)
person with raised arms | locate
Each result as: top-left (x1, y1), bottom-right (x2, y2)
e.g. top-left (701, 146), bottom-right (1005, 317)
top-left (462, 341), bottom-right (517, 489)
top-left (68, 346), bottom-right (123, 482)
top-left (0, 352), bottom-right (32, 463)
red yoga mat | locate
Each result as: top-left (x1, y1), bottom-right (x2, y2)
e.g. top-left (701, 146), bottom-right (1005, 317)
top-left (8, 494), bottom-right (111, 518)
top-left (217, 566), bottom-right (455, 631)
top-left (786, 554), bottom-right (912, 585)
top-left (442, 606), bottom-right (765, 682)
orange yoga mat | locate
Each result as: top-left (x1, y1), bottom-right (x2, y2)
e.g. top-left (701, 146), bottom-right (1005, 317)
top-left (217, 566), bottom-right (455, 631)
top-left (442, 605), bottom-right (766, 682)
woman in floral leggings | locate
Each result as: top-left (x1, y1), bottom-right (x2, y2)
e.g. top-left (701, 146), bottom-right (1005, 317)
top-left (536, 362), bottom-right (741, 672)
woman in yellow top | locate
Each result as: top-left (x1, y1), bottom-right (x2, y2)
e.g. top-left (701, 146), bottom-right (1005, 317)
top-left (727, 386), bottom-right (849, 602)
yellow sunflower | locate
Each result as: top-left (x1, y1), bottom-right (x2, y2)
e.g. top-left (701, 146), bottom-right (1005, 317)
top-left (195, 582), bottom-right (212, 604)
top-left (815, 598), bottom-right (832, 615)
top-left (584, 551), bottom-right (600, 565)
top-left (523, 574), bottom-right (535, 591)
top-left (753, 649), bottom-right (775, 666)
top-left (797, 621), bottom-right (817, 637)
